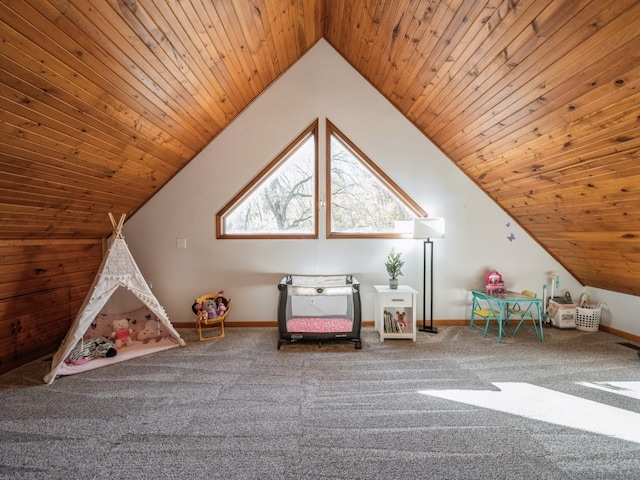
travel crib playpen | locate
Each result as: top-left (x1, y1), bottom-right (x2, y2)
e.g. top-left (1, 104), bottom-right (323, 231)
top-left (277, 275), bottom-right (362, 349)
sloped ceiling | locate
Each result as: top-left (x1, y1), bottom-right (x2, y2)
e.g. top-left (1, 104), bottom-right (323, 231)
top-left (0, 0), bottom-right (638, 296)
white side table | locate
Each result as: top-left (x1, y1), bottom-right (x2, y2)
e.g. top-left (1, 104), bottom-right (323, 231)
top-left (374, 285), bottom-right (417, 341)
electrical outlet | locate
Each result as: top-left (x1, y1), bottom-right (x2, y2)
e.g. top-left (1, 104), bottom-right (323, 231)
top-left (177, 238), bottom-right (187, 249)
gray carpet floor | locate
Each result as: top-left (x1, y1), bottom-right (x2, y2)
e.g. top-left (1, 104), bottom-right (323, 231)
top-left (1, 325), bottom-right (639, 480)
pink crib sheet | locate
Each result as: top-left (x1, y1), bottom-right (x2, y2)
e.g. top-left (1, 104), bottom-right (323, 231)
top-left (286, 316), bottom-right (353, 333)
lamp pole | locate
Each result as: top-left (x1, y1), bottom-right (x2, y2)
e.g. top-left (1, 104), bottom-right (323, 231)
top-left (412, 217), bottom-right (444, 334)
top-left (419, 239), bottom-right (437, 333)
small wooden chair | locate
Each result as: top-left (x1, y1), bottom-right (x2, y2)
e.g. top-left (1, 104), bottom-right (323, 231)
top-left (470, 291), bottom-right (502, 338)
top-left (194, 293), bottom-right (230, 341)
top-left (506, 290), bottom-right (543, 341)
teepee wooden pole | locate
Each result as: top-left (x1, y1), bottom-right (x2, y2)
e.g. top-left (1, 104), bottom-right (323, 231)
top-left (109, 213), bottom-right (126, 239)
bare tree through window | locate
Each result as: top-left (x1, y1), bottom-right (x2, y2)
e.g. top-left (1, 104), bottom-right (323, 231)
top-left (217, 119), bottom-right (425, 239)
top-left (217, 121), bottom-right (318, 238)
top-left (225, 139), bottom-right (315, 233)
top-left (327, 121), bottom-right (426, 236)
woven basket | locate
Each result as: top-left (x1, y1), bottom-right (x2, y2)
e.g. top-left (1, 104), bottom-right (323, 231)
top-left (575, 303), bottom-right (601, 332)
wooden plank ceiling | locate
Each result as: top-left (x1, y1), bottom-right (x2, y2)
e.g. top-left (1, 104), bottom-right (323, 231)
top-left (0, 0), bottom-right (638, 296)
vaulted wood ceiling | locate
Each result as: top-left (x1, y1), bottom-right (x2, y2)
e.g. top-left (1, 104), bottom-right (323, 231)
top-left (1, 0), bottom-right (638, 296)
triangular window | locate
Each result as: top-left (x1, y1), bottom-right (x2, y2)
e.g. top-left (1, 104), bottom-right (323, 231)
top-left (326, 120), bottom-right (426, 237)
top-left (217, 120), bottom-right (318, 238)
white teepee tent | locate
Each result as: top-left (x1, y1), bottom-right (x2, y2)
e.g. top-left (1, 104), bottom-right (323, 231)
top-left (44, 214), bottom-right (186, 384)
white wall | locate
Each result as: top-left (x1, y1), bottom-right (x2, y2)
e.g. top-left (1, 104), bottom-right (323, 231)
top-left (583, 287), bottom-right (638, 335)
top-left (122, 40), bottom-right (638, 336)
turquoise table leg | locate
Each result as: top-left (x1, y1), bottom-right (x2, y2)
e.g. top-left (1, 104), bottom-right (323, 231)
top-left (537, 302), bottom-right (544, 342)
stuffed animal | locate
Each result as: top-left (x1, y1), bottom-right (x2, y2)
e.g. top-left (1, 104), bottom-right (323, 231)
top-left (65, 337), bottom-right (117, 365)
top-left (197, 309), bottom-right (208, 322)
top-left (137, 319), bottom-right (171, 344)
top-left (216, 297), bottom-right (227, 315)
top-left (111, 318), bottom-right (133, 349)
top-left (216, 291), bottom-right (228, 315)
top-left (203, 298), bottom-right (218, 319)
top-left (396, 311), bottom-right (407, 331)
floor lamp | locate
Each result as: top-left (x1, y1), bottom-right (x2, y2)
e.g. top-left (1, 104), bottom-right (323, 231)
top-left (413, 217), bottom-right (446, 334)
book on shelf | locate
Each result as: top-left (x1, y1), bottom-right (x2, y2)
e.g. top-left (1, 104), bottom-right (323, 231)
top-left (383, 310), bottom-right (408, 333)
top-left (384, 310), bottom-right (392, 332)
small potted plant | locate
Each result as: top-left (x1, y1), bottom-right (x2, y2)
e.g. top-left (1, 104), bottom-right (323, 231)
top-left (385, 247), bottom-right (404, 289)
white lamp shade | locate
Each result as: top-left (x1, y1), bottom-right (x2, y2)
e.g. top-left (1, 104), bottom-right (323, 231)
top-left (413, 217), bottom-right (445, 239)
